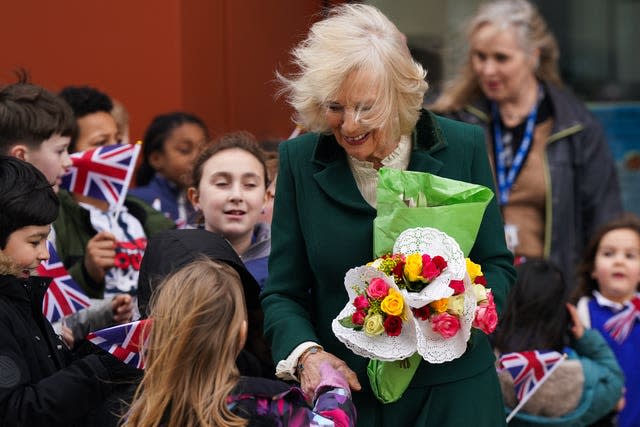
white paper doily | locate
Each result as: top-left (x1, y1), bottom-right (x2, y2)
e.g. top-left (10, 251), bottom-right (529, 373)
top-left (331, 266), bottom-right (418, 361)
top-left (392, 227), bottom-right (467, 308)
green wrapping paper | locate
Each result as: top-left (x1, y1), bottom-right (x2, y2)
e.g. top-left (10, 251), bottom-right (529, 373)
top-left (368, 168), bottom-right (494, 403)
top-left (373, 168), bottom-right (494, 258)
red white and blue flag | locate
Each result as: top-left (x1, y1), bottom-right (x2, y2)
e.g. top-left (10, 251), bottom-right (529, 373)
top-left (604, 296), bottom-right (640, 343)
top-left (60, 143), bottom-right (141, 211)
top-left (87, 319), bottom-right (152, 369)
top-left (498, 350), bottom-right (564, 402)
top-left (37, 241), bottom-right (91, 323)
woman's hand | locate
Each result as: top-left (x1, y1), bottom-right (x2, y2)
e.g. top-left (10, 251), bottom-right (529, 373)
top-left (298, 349), bottom-right (361, 399)
top-left (566, 303), bottom-right (585, 339)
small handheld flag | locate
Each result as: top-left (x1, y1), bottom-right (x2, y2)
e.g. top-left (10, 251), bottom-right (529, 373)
top-left (87, 319), bottom-right (152, 369)
top-left (37, 241), bottom-right (91, 322)
top-left (498, 350), bottom-right (566, 422)
top-left (60, 142), bottom-right (141, 214)
top-left (604, 296), bottom-right (640, 343)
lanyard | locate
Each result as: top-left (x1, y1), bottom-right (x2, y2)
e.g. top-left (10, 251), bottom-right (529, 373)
top-left (491, 87), bottom-right (541, 205)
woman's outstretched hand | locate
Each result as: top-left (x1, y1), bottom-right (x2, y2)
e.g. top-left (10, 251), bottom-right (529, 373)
top-left (298, 349), bottom-right (361, 400)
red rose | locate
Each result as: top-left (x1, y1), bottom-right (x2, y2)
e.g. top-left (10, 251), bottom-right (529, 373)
top-left (433, 255), bottom-right (447, 271)
top-left (392, 259), bottom-right (405, 281)
top-left (353, 294), bottom-right (370, 310)
top-left (448, 279), bottom-right (465, 294)
top-left (413, 305), bottom-right (431, 321)
top-left (383, 315), bottom-right (403, 336)
top-left (351, 310), bottom-right (366, 326)
top-left (474, 275), bottom-right (487, 286)
top-left (421, 254), bottom-right (432, 266)
top-left (422, 261), bottom-right (440, 281)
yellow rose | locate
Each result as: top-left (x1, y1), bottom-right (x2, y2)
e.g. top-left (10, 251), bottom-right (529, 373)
top-left (430, 298), bottom-right (448, 314)
top-left (381, 288), bottom-right (404, 317)
top-left (473, 284), bottom-right (488, 303)
top-left (404, 253), bottom-right (423, 282)
top-left (447, 294), bottom-right (465, 317)
top-left (466, 258), bottom-right (483, 283)
top-left (363, 313), bottom-right (385, 336)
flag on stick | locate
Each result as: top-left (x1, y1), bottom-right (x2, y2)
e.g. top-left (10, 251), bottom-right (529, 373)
top-left (37, 241), bottom-right (91, 322)
top-left (87, 319), bottom-right (152, 369)
top-left (498, 350), bottom-right (566, 422)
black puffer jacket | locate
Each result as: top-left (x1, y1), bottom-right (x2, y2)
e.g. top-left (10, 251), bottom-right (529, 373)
top-left (0, 269), bottom-right (114, 426)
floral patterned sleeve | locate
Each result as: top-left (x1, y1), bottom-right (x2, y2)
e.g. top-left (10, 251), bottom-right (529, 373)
top-left (228, 385), bottom-right (356, 427)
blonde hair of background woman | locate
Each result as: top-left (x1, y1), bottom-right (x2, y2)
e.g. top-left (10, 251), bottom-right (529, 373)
top-left (124, 258), bottom-right (248, 427)
top-left (277, 3), bottom-right (428, 145)
top-left (430, 0), bottom-right (562, 112)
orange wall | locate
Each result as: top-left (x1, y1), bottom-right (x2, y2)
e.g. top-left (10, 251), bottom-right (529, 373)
top-left (0, 0), bottom-right (331, 143)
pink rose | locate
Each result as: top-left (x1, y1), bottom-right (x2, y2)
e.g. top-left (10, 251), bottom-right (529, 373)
top-left (431, 312), bottom-right (461, 338)
top-left (432, 255), bottom-right (447, 271)
top-left (422, 261), bottom-right (440, 281)
top-left (351, 310), bottom-right (366, 326)
top-left (366, 278), bottom-right (390, 299)
top-left (473, 298), bottom-right (498, 334)
top-left (353, 294), bottom-right (370, 310)
top-left (449, 279), bottom-right (465, 294)
top-left (421, 254), bottom-right (432, 266)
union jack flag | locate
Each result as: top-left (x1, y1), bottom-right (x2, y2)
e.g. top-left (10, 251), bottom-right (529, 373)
top-left (87, 319), bottom-right (152, 369)
top-left (604, 296), bottom-right (640, 343)
top-left (498, 350), bottom-right (564, 402)
top-left (60, 143), bottom-right (141, 210)
top-left (37, 241), bottom-right (91, 322)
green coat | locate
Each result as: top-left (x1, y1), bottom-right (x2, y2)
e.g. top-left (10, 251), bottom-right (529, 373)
top-left (262, 111), bottom-right (515, 426)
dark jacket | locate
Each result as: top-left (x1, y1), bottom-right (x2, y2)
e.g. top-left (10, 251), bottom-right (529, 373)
top-left (129, 174), bottom-right (195, 226)
top-left (444, 82), bottom-right (623, 284)
top-left (53, 190), bottom-right (175, 298)
top-left (261, 111), bottom-right (516, 426)
top-left (0, 270), bottom-right (113, 426)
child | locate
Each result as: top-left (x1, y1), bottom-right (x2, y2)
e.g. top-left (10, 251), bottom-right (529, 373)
top-left (188, 131), bottom-right (271, 290)
top-left (493, 259), bottom-right (623, 425)
top-left (0, 156), bottom-right (136, 426)
top-left (0, 81), bottom-right (134, 343)
top-left (574, 213), bottom-right (640, 427)
top-left (125, 257), bottom-right (356, 427)
top-left (130, 112), bottom-right (209, 227)
top-left (55, 85), bottom-right (174, 302)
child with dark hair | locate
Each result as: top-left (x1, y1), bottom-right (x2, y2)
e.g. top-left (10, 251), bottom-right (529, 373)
top-left (55, 85), bottom-right (174, 305)
top-left (574, 214), bottom-right (640, 427)
top-left (59, 85), bottom-right (119, 153)
top-left (0, 80), bottom-right (135, 345)
top-left (493, 259), bottom-right (623, 425)
top-left (0, 156), bottom-right (136, 426)
top-left (130, 112), bottom-right (209, 227)
top-left (188, 131), bottom-right (271, 290)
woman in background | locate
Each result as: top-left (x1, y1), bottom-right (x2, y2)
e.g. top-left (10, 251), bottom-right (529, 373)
top-left (430, 0), bottom-right (622, 284)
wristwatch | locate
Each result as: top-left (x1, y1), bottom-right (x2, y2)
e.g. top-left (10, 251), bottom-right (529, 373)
top-left (296, 345), bottom-right (323, 376)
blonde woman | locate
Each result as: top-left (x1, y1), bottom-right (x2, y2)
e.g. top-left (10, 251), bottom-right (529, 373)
top-left (125, 257), bottom-right (356, 427)
top-left (431, 0), bottom-right (622, 282)
top-left (262, 3), bottom-right (515, 426)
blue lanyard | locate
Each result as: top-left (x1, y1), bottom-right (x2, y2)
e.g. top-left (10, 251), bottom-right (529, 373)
top-left (491, 88), bottom-right (540, 205)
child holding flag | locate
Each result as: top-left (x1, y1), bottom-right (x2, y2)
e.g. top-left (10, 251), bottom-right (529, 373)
top-left (0, 156), bottom-right (137, 426)
top-left (494, 259), bottom-right (623, 425)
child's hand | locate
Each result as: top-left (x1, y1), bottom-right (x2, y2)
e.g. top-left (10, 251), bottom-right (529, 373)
top-left (111, 294), bottom-right (134, 323)
top-left (84, 231), bottom-right (116, 283)
top-left (566, 303), bottom-right (585, 339)
top-left (61, 324), bottom-right (75, 349)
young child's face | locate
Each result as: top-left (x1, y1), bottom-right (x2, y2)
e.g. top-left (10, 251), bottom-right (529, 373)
top-left (2, 225), bottom-right (50, 279)
top-left (191, 148), bottom-right (266, 247)
top-left (23, 134), bottom-right (72, 193)
top-left (151, 123), bottom-right (207, 189)
top-left (592, 228), bottom-right (640, 303)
